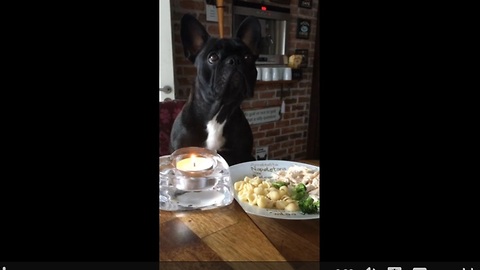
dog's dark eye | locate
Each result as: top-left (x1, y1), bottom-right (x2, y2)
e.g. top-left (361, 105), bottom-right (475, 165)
top-left (244, 54), bottom-right (255, 63)
top-left (208, 53), bottom-right (219, 64)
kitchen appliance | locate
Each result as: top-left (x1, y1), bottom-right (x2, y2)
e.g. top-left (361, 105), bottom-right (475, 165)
top-left (232, 0), bottom-right (291, 65)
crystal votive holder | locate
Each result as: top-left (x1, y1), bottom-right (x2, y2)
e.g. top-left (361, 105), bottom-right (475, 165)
top-left (159, 147), bottom-right (233, 211)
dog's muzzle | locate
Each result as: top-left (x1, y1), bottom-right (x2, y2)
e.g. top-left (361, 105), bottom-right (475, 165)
top-left (213, 55), bottom-right (255, 99)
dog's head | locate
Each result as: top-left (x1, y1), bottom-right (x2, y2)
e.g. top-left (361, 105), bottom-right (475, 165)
top-left (181, 14), bottom-right (261, 104)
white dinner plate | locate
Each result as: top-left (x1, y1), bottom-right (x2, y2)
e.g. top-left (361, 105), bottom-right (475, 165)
top-left (229, 160), bottom-right (319, 220)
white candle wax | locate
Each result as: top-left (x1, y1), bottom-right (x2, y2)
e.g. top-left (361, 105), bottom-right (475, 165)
top-left (176, 155), bottom-right (214, 172)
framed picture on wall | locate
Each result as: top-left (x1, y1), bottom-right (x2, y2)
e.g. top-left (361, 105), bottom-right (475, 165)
top-left (299, 0), bottom-right (312, 9)
top-left (296, 19), bottom-right (311, 39)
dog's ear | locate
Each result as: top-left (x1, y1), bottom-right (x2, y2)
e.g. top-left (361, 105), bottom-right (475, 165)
top-left (181, 14), bottom-right (210, 63)
top-left (236, 16), bottom-right (262, 55)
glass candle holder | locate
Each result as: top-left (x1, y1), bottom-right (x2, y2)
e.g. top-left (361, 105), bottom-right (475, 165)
top-left (159, 147), bottom-right (233, 211)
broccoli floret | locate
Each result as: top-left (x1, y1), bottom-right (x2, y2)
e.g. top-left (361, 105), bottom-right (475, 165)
top-left (298, 197), bottom-right (319, 214)
top-left (292, 183), bottom-right (308, 200)
top-left (272, 181), bottom-right (288, 189)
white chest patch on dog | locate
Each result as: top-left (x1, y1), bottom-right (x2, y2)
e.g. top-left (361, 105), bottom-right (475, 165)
top-left (205, 112), bottom-right (226, 151)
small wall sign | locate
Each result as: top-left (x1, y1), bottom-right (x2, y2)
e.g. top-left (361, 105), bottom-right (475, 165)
top-left (299, 0), bottom-right (312, 9)
top-left (205, 4), bottom-right (218, 22)
top-left (244, 107), bottom-right (281, 125)
top-left (255, 146), bottom-right (269, 160)
top-left (296, 19), bottom-right (311, 39)
top-left (292, 68), bottom-right (303, 80)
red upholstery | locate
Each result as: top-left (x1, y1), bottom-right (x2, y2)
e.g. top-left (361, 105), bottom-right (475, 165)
top-left (159, 100), bottom-right (187, 157)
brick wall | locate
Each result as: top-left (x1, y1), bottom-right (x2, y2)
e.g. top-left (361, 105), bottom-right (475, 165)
top-left (170, 0), bottom-right (318, 161)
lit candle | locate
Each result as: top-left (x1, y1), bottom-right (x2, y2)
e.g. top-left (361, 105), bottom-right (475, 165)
top-left (176, 154), bottom-right (214, 172)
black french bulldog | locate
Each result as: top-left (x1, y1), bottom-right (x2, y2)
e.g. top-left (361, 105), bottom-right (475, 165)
top-left (170, 14), bottom-right (261, 166)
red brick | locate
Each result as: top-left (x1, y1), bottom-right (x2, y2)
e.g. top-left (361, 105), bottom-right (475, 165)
top-left (251, 100), bottom-right (268, 108)
top-left (292, 104), bottom-right (305, 111)
top-left (258, 137), bottom-right (274, 146)
top-left (260, 122), bottom-right (275, 130)
top-left (259, 91), bottom-right (276, 99)
top-left (289, 132), bottom-right (303, 140)
top-left (282, 112), bottom-right (296, 120)
top-left (280, 141), bottom-right (290, 148)
top-left (266, 129), bottom-right (280, 137)
top-left (289, 118), bottom-right (303, 126)
top-left (253, 131), bottom-right (266, 138)
top-left (275, 135), bottom-right (289, 143)
top-left (297, 83), bottom-right (309, 89)
top-left (292, 89), bottom-right (307, 96)
top-left (268, 99), bottom-right (282, 107)
top-left (275, 120), bottom-right (290, 128)
top-left (295, 124), bottom-right (308, 132)
top-left (184, 67), bottom-right (198, 76)
top-left (284, 98), bottom-right (298, 104)
top-left (296, 111), bottom-right (308, 118)
top-left (281, 126), bottom-right (295, 134)
top-left (179, 1), bottom-right (204, 10)
top-left (293, 152), bottom-right (307, 160)
top-left (272, 148), bottom-right (288, 158)
top-left (207, 25), bottom-right (219, 36)
top-left (287, 146), bottom-right (295, 154)
top-left (298, 96), bottom-right (310, 103)
top-left (268, 143), bottom-right (280, 152)
top-left (295, 138), bottom-right (308, 145)
top-left (177, 77), bottom-right (191, 85)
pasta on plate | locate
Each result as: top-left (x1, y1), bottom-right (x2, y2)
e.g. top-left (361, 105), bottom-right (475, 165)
top-left (234, 176), bottom-right (300, 211)
top-left (234, 165), bottom-right (320, 213)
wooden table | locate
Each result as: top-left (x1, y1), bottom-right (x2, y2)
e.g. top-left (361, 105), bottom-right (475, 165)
top-left (160, 160), bottom-right (320, 269)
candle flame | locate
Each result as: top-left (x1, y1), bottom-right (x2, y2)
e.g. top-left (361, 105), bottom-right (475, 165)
top-left (191, 154), bottom-right (196, 167)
